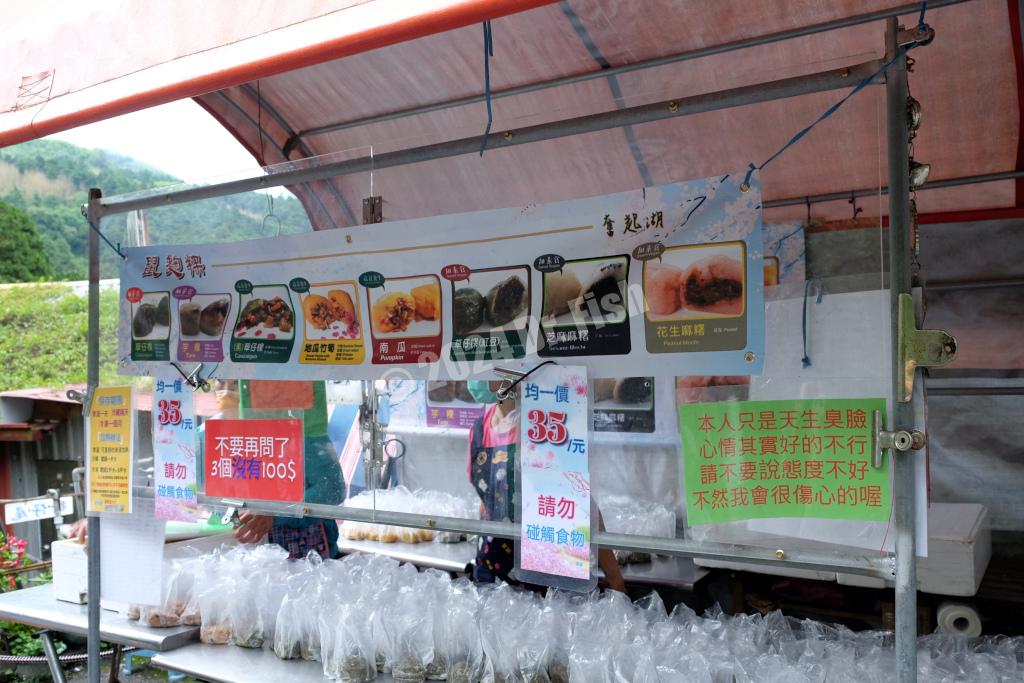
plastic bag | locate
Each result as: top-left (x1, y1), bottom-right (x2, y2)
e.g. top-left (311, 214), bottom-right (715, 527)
top-left (384, 586), bottom-right (434, 682)
top-left (196, 552), bottom-right (233, 645)
top-left (273, 554), bottom-right (322, 660)
top-left (444, 579), bottom-right (484, 683)
top-left (138, 561), bottom-right (184, 627)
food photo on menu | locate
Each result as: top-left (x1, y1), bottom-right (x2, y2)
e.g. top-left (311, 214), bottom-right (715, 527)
top-left (592, 377), bottom-right (656, 433)
top-left (542, 256), bottom-right (629, 326)
top-left (644, 242), bottom-right (745, 319)
top-left (178, 294), bottom-right (231, 338)
top-left (301, 283), bottom-right (360, 340)
top-left (131, 291), bottom-right (171, 340)
top-left (451, 266), bottom-right (530, 336)
top-left (369, 277), bottom-right (440, 337)
top-left (366, 274), bottom-right (443, 364)
top-left (233, 287), bottom-right (295, 340)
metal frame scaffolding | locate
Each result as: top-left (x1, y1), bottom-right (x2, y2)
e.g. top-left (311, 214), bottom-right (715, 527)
top-left (81, 15), bottom-right (930, 683)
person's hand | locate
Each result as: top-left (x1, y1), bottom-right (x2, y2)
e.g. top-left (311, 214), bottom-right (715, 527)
top-left (603, 573), bottom-right (627, 593)
top-left (233, 512), bottom-right (274, 544)
top-left (67, 518), bottom-right (89, 546)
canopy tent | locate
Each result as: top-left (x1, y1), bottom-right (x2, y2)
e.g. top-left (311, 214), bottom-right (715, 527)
top-left (1, 0), bottom-right (1019, 228)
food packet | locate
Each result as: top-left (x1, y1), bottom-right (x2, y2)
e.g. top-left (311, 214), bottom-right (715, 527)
top-left (273, 557), bottom-right (322, 660)
top-left (479, 583), bottom-right (520, 683)
top-left (139, 561), bottom-right (184, 628)
top-left (444, 579), bottom-right (484, 683)
top-left (196, 555), bottom-right (234, 645)
top-left (383, 586), bottom-right (433, 682)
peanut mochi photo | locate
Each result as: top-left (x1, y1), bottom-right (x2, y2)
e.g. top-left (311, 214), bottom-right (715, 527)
top-left (644, 242), bottom-right (746, 320)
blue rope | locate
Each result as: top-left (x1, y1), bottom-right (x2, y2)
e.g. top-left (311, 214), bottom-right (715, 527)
top-left (479, 21), bottom-right (495, 156)
top-left (800, 279), bottom-right (826, 368)
top-left (86, 217), bottom-right (126, 259)
top-left (743, 1), bottom-right (930, 190)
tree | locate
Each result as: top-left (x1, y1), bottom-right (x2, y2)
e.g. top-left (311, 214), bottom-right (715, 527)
top-left (0, 200), bottom-right (51, 282)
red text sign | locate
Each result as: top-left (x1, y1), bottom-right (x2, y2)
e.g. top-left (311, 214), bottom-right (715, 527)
top-left (204, 419), bottom-right (304, 502)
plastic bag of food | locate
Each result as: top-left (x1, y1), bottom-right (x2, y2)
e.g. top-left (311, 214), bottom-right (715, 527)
top-left (479, 583), bottom-right (523, 683)
top-left (139, 561), bottom-right (184, 628)
top-left (515, 593), bottom-right (553, 683)
top-left (444, 579), bottom-right (484, 683)
top-left (383, 586), bottom-right (434, 682)
top-left (273, 555), bottom-right (322, 660)
top-left (196, 562), bottom-right (234, 645)
top-left (336, 598), bottom-right (378, 682)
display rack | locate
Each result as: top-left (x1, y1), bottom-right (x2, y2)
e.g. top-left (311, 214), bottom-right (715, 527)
top-left (78, 16), bottom-right (937, 683)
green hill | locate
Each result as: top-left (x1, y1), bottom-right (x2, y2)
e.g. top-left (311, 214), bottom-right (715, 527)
top-left (0, 139), bottom-right (311, 281)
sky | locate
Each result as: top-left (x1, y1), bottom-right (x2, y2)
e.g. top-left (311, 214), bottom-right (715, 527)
top-left (48, 99), bottom-right (263, 185)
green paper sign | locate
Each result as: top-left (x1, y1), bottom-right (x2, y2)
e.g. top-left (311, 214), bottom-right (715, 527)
top-left (679, 398), bottom-right (890, 525)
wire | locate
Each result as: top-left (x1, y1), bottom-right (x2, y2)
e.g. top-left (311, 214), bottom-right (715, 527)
top-left (479, 21), bottom-right (495, 156)
top-left (85, 216), bottom-right (126, 260)
top-left (744, 2), bottom-right (930, 189)
top-left (497, 360), bottom-right (558, 400)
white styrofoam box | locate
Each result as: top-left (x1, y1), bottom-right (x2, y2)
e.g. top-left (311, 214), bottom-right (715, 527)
top-left (51, 539), bottom-right (88, 604)
top-left (838, 503), bottom-right (990, 596)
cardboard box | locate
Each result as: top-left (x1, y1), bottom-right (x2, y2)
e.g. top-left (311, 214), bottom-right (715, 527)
top-left (838, 503), bottom-right (990, 596)
top-left (51, 539), bottom-right (88, 604)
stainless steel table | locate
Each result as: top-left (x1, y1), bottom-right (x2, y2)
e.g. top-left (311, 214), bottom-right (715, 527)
top-left (0, 584), bottom-right (198, 650)
top-left (152, 643), bottom-right (398, 683)
top-left (337, 538), bottom-right (475, 573)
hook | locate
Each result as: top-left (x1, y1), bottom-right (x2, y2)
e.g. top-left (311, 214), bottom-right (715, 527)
top-left (848, 191), bottom-right (863, 221)
top-left (261, 193), bottom-right (282, 237)
top-left (169, 362), bottom-right (214, 392)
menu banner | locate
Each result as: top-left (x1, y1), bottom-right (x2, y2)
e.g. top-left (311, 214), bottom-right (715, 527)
top-left (119, 173), bottom-right (765, 380)
top-left (152, 366), bottom-right (198, 521)
top-left (517, 364), bottom-right (593, 586)
top-left (679, 398), bottom-right (890, 525)
top-left (86, 386), bottom-right (135, 514)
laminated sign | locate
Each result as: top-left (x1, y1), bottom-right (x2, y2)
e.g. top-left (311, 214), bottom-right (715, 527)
top-left (517, 365), bottom-right (592, 586)
top-left (679, 398), bottom-right (891, 525)
top-left (152, 366), bottom-right (198, 521)
top-left (204, 419), bottom-right (304, 502)
top-left (119, 173), bottom-right (765, 380)
top-left (86, 386), bottom-right (134, 514)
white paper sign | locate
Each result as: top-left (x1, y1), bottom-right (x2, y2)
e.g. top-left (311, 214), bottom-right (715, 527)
top-left (100, 496), bottom-right (166, 606)
top-left (4, 497), bottom-right (73, 525)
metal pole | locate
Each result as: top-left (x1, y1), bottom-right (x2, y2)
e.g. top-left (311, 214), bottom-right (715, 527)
top-left (763, 169), bottom-right (1024, 208)
top-left (38, 631), bottom-right (68, 683)
top-left (95, 59), bottom-right (884, 218)
top-left (293, 0), bottom-right (970, 142)
top-left (85, 188), bottom-right (102, 683)
top-left (190, 492), bottom-right (894, 578)
top-left (885, 19), bottom-right (918, 683)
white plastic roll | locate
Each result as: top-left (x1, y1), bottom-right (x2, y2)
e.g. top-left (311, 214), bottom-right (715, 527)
top-left (936, 601), bottom-right (982, 638)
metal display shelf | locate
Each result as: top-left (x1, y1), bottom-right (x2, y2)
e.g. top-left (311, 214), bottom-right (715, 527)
top-left (0, 584), bottom-right (198, 651)
top-left (152, 643), bottom-right (399, 683)
top-left (336, 538), bottom-right (475, 573)
top-left (337, 538), bottom-right (710, 590)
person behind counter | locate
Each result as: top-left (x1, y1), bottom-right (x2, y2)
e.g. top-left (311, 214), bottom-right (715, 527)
top-left (68, 380), bottom-right (345, 560)
top-left (227, 380), bottom-right (345, 559)
top-left (466, 380), bottom-right (625, 592)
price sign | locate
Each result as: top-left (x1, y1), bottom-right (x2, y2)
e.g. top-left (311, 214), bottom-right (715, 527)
top-left (153, 367), bottom-right (198, 521)
top-left (204, 419), bottom-right (304, 502)
top-left (517, 364), bottom-right (592, 586)
top-left (526, 409), bottom-right (569, 445)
